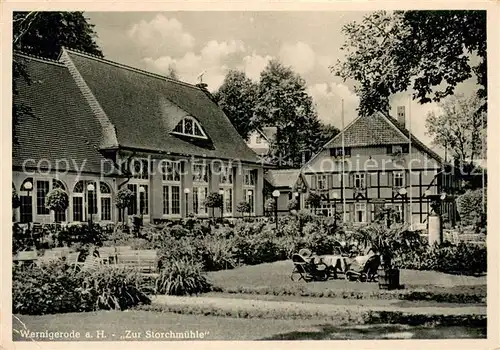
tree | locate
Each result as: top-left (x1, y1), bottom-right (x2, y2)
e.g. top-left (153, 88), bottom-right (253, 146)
top-left (253, 60), bottom-right (325, 167)
top-left (305, 192), bottom-right (321, 214)
top-left (115, 188), bottom-right (135, 223)
top-left (203, 192), bottom-right (224, 219)
top-left (13, 11), bottom-right (103, 60)
top-left (213, 70), bottom-right (258, 140)
top-left (45, 188), bottom-right (69, 222)
top-left (236, 201), bottom-right (251, 217)
top-left (334, 10), bottom-right (486, 117)
top-left (426, 94), bottom-right (486, 167)
top-left (13, 11), bottom-right (103, 145)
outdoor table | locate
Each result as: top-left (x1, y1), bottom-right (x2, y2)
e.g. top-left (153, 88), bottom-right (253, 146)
top-left (13, 251), bottom-right (38, 267)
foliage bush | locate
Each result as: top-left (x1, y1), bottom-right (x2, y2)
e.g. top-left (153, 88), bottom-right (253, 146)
top-left (45, 188), bottom-right (69, 218)
top-left (457, 189), bottom-right (486, 228)
top-left (236, 201), bottom-right (251, 216)
top-left (155, 259), bottom-right (212, 295)
top-left (12, 261), bottom-right (150, 315)
top-left (12, 188), bottom-right (20, 209)
top-left (401, 242), bottom-right (486, 275)
top-left (203, 192), bottom-right (223, 210)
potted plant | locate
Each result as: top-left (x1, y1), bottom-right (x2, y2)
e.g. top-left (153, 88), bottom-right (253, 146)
top-left (115, 187), bottom-right (135, 224)
top-left (45, 188), bottom-right (69, 223)
top-left (204, 192), bottom-right (223, 220)
top-left (236, 201), bottom-right (251, 218)
top-left (365, 222), bottom-right (422, 290)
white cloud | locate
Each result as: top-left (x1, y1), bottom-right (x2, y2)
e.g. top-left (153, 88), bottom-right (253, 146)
top-left (143, 40), bottom-right (246, 91)
top-left (239, 53), bottom-right (274, 81)
top-left (128, 15), bottom-right (195, 57)
top-left (308, 82), bottom-right (360, 127)
top-left (279, 42), bottom-right (316, 75)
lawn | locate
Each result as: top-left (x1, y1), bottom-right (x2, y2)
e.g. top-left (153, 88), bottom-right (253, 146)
top-left (208, 260), bottom-right (487, 294)
top-left (12, 311), bottom-right (486, 341)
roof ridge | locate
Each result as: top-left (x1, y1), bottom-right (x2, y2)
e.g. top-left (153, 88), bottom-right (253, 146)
top-left (383, 112), bottom-right (443, 163)
top-left (14, 51), bottom-right (66, 67)
top-left (61, 47), bottom-right (204, 91)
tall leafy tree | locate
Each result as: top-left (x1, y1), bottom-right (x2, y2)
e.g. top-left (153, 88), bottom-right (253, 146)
top-left (213, 70), bottom-right (258, 140)
top-left (253, 60), bottom-right (325, 167)
top-left (334, 10), bottom-right (486, 117)
top-left (13, 11), bottom-right (103, 59)
top-left (426, 94), bottom-right (486, 167)
top-left (13, 11), bottom-right (103, 144)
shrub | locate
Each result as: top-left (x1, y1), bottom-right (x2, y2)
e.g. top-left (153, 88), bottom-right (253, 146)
top-left (13, 260), bottom-right (83, 315)
top-left (12, 261), bottom-right (151, 315)
top-left (457, 189), bottom-right (486, 229)
top-left (236, 201), bottom-right (251, 216)
top-left (77, 265), bottom-right (150, 310)
top-left (12, 188), bottom-right (20, 209)
top-left (264, 198), bottom-right (276, 212)
top-left (45, 188), bottom-right (69, 220)
top-left (199, 237), bottom-right (237, 271)
top-left (305, 192), bottom-right (321, 212)
top-left (155, 259), bottom-right (212, 295)
top-left (203, 192), bottom-right (223, 213)
top-left (400, 242), bottom-right (486, 275)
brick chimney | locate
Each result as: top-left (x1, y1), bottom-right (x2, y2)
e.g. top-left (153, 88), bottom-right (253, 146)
top-left (397, 106), bottom-right (406, 127)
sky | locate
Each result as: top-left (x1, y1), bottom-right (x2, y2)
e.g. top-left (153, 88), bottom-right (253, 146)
top-left (86, 11), bottom-right (481, 153)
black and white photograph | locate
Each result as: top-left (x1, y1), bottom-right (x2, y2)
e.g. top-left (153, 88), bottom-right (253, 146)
top-left (3, 5), bottom-right (496, 347)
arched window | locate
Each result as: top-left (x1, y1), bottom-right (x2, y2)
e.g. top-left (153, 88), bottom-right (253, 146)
top-left (72, 181), bottom-right (85, 221)
top-left (72, 180), bottom-right (99, 222)
top-left (172, 116), bottom-right (207, 139)
top-left (52, 179), bottom-right (67, 222)
top-left (19, 178), bottom-right (34, 223)
top-left (100, 182), bottom-right (112, 221)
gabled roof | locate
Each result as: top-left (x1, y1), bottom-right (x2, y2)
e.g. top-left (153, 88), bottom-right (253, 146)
top-left (60, 48), bottom-right (260, 163)
top-left (325, 112), bottom-right (408, 148)
top-left (12, 54), bottom-right (111, 174)
top-left (264, 169), bottom-right (301, 189)
top-left (323, 111), bottom-right (442, 163)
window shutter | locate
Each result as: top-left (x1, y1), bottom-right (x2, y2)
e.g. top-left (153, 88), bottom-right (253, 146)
top-left (327, 175), bottom-right (333, 189)
top-left (367, 203), bottom-right (372, 223)
top-left (366, 172), bottom-right (371, 188)
top-left (348, 173), bottom-right (353, 188)
top-left (310, 175), bottom-right (317, 190)
top-left (405, 171), bottom-right (409, 188)
top-left (388, 171), bottom-right (393, 187)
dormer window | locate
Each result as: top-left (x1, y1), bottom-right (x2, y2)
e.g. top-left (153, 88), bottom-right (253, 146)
top-left (172, 116), bottom-right (207, 139)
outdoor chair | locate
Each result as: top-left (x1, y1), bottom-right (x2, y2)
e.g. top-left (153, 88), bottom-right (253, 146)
top-left (290, 253), bottom-right (328, 282)
top-left (75, 254), bottom-right (103, 272)
top-left (345, 254), bottom-right (380, 282)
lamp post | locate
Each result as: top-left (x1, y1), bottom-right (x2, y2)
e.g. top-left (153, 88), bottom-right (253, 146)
top-left (272, 190), bottom-right (280, 230)
top-left (23, 181), bottom-right (33, 246)
top-left (139, 185), bottom-right (145, 215)
top-left (184, 188), bottom-right (191, 217)
top-left (87, 183), bottom-right (95, 228)
top-left (398, 188), bottom-right (407, 223)
top-left (332, 191), bottom-right (339, 226)
top-left (218, 189), bottom-right (225, 222)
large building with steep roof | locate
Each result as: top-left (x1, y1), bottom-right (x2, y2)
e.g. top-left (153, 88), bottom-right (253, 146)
top-left (12, 48), bottom-right (264, 224)
top-left (301, 110), bottom-right (460, 226)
